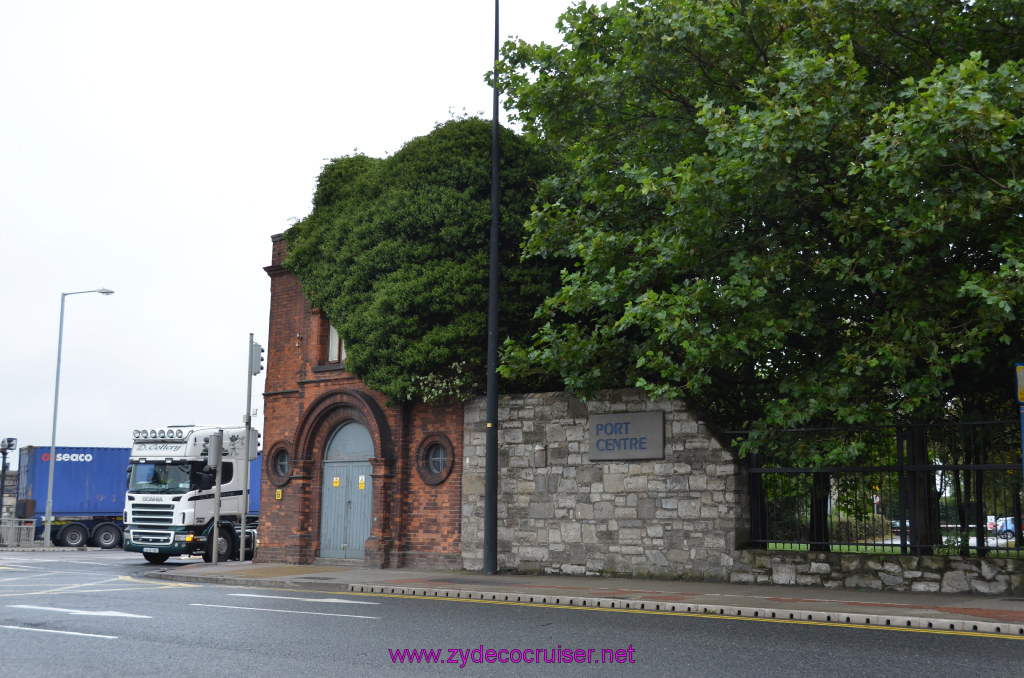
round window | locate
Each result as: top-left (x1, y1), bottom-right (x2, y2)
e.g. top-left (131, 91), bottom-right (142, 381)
top-left (426, 444), bottom-right (447, 475)
top-left (273, 449), bottom-right (291, 476)
top-left (415, 435), bottom-right (454, 486)
top-left (268, 446), bottom-right (292, 486)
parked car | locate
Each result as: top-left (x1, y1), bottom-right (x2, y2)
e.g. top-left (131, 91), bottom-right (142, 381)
top-left (992, 517), bottom-right (1017, 540)
top-left (890, 519), bottom-right (911, 536)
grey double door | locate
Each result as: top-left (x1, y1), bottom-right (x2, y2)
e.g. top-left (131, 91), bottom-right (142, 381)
top-left (320, 422), bottom-right (373, 559)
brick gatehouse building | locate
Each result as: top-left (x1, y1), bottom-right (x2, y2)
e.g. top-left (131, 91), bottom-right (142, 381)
top-left (258, 234), bottom-right (463, 567)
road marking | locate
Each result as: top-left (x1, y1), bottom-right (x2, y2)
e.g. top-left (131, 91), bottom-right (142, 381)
top-left (191, 603), bottom-right (378, 619)
top-left (228, 593), bottom-right (379, 605)
top-left (0, 575), bottom-right (196, 598)
top-left (9, 605), bottom-right (151, 618)
top-left (0, 573), bottom-right (56, 585)
top-left (0, 625), bottom-right (117, 639)
top-left (52, 560), bottom-right (111, 566)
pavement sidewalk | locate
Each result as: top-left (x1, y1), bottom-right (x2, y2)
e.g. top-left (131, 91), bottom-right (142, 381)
top-left (146, 559), bottom-right (1024, 638)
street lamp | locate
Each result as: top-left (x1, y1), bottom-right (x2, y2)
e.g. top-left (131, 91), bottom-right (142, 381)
top-left (0, 437), bottom-right (15, 546)
top-left (484, 0), bottom-right (500, 575)
top-left (42, 288), bottom-right (114, 545)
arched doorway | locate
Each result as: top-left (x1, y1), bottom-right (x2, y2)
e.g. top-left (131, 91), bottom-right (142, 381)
top-left (319, 421), bottom-right (374, 559)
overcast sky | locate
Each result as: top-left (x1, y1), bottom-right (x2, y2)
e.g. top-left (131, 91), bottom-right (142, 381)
top-left (0, 1), bottom-right (568, 465)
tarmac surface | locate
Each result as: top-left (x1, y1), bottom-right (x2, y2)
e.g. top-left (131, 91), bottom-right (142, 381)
top-left (4, 545), bottom-right (1023, 637)
top-left (143, 558), bottom-right (1024, 638)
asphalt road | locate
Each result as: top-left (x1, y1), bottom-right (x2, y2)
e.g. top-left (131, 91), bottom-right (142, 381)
top-left (0, 550), bottom-right (1020, 677)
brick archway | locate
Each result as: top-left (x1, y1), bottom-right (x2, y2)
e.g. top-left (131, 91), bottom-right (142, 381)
top-left (294, 389), bottom-right (395, 566)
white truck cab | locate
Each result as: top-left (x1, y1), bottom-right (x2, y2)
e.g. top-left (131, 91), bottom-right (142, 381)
top-left (122, 425), bottom-right (259, 564)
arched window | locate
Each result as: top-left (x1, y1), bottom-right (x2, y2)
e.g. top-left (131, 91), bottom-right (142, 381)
top-left (325, 421), bottom-right (373, 461)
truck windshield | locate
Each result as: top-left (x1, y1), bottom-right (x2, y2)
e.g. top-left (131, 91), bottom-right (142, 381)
top-left (128, 462), bottom-right (193, 493)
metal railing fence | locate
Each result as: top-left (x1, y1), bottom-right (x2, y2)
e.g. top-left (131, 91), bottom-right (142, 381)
top-left (732, 421), bottom-right (1024, 556)
top-left (0, 518), bottom-right (37, 547)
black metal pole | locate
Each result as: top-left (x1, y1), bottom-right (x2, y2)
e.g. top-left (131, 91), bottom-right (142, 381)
top-left (483, 0), bottom-right (500, 575)
top-left (0, 449), bottom-right (7, 546)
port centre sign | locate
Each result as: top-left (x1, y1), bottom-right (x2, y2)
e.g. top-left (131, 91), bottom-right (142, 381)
top-left (588, 411), bottom-right (664, 461)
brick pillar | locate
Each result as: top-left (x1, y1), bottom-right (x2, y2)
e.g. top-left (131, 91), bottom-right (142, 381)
top-left (364, 456), bottom-right (395, 568)
top-left (289, 458), bottom-right (317, 563)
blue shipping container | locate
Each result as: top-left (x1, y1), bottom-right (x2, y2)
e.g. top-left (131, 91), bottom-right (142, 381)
top-left (246, 454), bottom-right (261, 516)
top-left (18, 446), bottom-right (130, 517)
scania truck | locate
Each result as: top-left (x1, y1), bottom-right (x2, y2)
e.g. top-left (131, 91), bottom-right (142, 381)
top-left (122, 425), bottom-right (260, 564)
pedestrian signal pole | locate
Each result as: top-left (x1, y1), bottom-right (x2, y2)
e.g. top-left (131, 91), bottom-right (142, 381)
top-left (242, 333), bottom-right (263, 562)
top-left (207, 430), bottom-right (224, 565)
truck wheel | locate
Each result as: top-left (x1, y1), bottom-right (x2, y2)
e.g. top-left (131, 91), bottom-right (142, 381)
top-left (58, 524), bottom-right (88, 548)
top-left (92, 524), bottom-right (122, 549)
top-left (203, 525), bottom-right (236, 563)
top-left (143, 553), bottom-right (169, 564)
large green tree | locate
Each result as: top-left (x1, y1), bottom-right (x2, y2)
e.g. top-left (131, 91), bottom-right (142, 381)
top-left (499, 0), bottom-right (1024, 450)
top-left (284, 118), bottom-right (563, 403)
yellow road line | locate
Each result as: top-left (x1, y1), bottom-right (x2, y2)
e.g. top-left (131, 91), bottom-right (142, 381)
top-left (0, 575), bottom-right (197, 597)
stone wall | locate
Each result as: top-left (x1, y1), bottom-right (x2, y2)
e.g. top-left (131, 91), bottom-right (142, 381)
top-left (460, 388), bottom-right (1024, 595)
top-left (732, 550), bottom-right (1024, 595)
top-left (462, 389), bottom-right (749, 579)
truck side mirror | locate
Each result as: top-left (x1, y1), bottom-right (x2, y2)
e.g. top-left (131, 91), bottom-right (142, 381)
top-left (190, 467), bottom-right (215, 491)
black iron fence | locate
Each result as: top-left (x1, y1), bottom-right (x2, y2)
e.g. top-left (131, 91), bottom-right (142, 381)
top-left (733, 421), bottom-right (1024, 556)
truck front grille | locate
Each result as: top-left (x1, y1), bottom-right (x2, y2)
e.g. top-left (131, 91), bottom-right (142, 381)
top-left (129, 530), bottom-right (173, 545)
top-left (129, 502), bottom-right (174, 525)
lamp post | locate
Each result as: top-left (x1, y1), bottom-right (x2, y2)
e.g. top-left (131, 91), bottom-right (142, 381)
top-left (0, 437), bottom-right (15, 546)
top-left (483, 0), bottom-right (500, 575)
top-left (42, 288), bottom-right (114, 545)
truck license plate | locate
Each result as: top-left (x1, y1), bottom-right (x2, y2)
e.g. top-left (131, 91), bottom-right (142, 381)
top-left (143, 547), bottom-right (158, 553)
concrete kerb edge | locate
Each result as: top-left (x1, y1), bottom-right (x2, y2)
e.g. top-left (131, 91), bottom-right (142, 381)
top-left (143, 572), bottom-right (1024, 637)
top-left (147, 571), bottom-right (304, 590)
top-left (343, 584), bottom-right (1024, 637)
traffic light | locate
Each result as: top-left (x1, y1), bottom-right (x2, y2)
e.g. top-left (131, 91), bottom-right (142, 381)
top-left (202, 432), bottom-right (223, 467)
top-left (250, 341), bottom-right (265, 376)
top-left (209, 431), bottom-right (223, 467)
